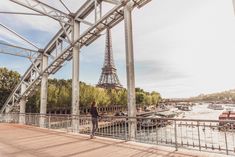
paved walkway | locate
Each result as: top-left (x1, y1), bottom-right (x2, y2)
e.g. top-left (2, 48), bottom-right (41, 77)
top-left (0, 123), bottom-right (229, 157)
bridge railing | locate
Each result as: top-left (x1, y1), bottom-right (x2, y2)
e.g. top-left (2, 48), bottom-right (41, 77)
top-left (0, 113), bottom-right (235, 155)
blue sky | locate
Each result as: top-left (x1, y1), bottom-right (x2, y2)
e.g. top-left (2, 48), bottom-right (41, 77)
top-left (1, 0), bottom-right (235, 98)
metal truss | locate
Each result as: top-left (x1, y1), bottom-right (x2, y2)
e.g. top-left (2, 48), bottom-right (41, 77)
top-left (9, 0), bottom-right (72, 25)
top-left (0, 42), bottom-right (39, 59)
top-left (0, 23), bottom-right (41, 59)
top-left (0, 23), bottom-right (40, 50)
top-left (0, 0), bottom-right (151, 113)
top-left (0, 11), bottom-right (43, 16)
top-left (233, 0), bottom-right (235, 15)
top-left (103, 0), bottom-right (121, 5)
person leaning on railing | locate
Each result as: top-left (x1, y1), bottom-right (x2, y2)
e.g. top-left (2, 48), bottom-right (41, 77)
top-left (90, 101), bottom-right (100, 139)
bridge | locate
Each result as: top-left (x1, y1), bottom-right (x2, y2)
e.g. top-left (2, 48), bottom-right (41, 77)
top-left (1, 0), bottom-right (235, 157)
top-left (0, 115), bottom-right (231, 157)
top-left (0, 123), bottom-right (223, 157)
top-left (0, 0), bottom-right (146, 137)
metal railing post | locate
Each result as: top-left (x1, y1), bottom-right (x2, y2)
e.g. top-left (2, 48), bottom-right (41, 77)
top-left (174, 120), bottom-right (178, 151)
top-left (224, 128), bottom-right (229, 155)
top-left (2, 113), bottom-right (235, 156)
top-left (48, 114), bottom-right (51, 129)
top-left (67, 115), bottom-right (69, 132)
top-left (125, 118), bottom-right (128, 141)
top-left (156, 122), bottom-right (159, 144)
top-left (197, 121), bottom-right (201, 151)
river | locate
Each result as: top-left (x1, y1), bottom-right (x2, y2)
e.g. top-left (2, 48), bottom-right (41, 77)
top-left (136, 103), bottom-right (235, 155)
top-left (183, 103), bottom-right (231, 120)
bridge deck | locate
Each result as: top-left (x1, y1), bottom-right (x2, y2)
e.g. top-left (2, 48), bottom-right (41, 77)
top-left (0, 123), bottom-right (226, 157)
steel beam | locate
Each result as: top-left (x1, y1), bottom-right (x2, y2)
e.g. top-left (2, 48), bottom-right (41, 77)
top-left (71, 21), bottom-right (80, 132)
top-left (0, 42), bottom-right (39, 52)
top-left (59, 0), bottom-right (72, 14)
top-left (0, 50), bottom-right (34, 59)
top-left (1, 1), bottom-right (125, 114)
top-left (103, 0), bottom-right (121, 5)
top-left (1, 0), bottom-right (151, 115)
top-left (10, 0), bottom-right (71, 24)
top-left (0, 23), bottom-right (40, 50)
top-left (0, 59), bottom-right (41, 113)
top-left (5, 106), bottom-right (10, 114)
top-left (124, 1), bottom-right (136, 141)
top-left (44, 0), bottom-right (98, 55)
top-left (0, 11), bottom-right (43, 16)
top-left (39, 54), bottom-right (48, 127)
top-left (233, 0), bottom-right (235, 15)
top-left (0, 41), bottom-right (39, 59)
top-left (19, 83), bottom-right (26, 124)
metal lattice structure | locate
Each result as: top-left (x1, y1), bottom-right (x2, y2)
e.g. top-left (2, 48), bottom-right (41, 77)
top-left (0, 0), bottom-right (235, 140)
top-left (0, 0), bottom-right (151, 140)
top-left (0, 0), bottom-right (152, 132)
top-left (97, 28), bottom-right (122, 89)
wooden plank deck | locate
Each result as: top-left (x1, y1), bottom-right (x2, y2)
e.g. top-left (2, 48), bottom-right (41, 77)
top-left (0, 123), bottom-right (229, 157)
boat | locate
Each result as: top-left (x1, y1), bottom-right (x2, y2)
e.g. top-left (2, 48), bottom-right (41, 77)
top-left (156, 104), bottom-right (170, 112)
top-left (176, 105), bottom-right (192, 111)
top-left (219, 111), bottom-right (235, 129)
top-left (155, 111), bottom-right (178, 118)
top-left (226, 108), bottom-right (233, 112)
top-left (139, 115), bottom-right (170, 128)
top-left (207, 104), bottom-right (224, 110)
top-left (114, 111), bottom-right (127, 117)
top-left (225, 104), bottom-right (235, 107)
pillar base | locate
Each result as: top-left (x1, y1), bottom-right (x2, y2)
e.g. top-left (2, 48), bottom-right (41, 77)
top-left (39, 115), bottom-right (46, 128)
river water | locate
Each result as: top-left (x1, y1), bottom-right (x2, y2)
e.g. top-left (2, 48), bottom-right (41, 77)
top-left (183, 103), bottom-right (228, 120)
top-left (95, 104), bottom-right (235, 155)
top-left (135, 103), bottom-right (235, 155)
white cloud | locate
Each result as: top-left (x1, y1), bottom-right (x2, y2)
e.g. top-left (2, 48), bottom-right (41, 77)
top-left (1, 0), bottom-right (235, 98)
top-left (0, 1), bottom-right (59, 32)
top-left (129, 0), bottom-right (235, 98)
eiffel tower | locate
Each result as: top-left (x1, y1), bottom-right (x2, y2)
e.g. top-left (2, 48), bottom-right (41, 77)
top-left (97, 28), bottom-right (122, 89)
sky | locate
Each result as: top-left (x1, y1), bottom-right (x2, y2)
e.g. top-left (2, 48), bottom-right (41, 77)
top-left (0, 0), bottom-right (235, 98)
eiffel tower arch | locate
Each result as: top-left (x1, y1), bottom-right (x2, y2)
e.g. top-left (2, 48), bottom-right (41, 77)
top-left (97, 28), bottom-right (122, 89)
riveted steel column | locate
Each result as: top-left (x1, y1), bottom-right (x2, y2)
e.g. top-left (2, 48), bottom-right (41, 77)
top-left (19, 83), bottom-right (26, 124)
top-left (4, 105), bottom-right (11, 123)
top-left (72, 20), bottom-right (80, 133)
top-left (40, 54), bottom-right (48, 128)
top-left (5, 106), bottom-right (10, 114)
top-left (124, 1), bottom-right (136, 141)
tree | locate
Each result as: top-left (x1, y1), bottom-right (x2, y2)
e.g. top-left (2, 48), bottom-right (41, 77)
top-left (136, 92), bottom-right (145, 105)
top-left (26, 88), bottom-right (40, 113)
top-left (151, 91), bottom-right (161, 105)
top-left (0, 68), bottom-right (20, 108)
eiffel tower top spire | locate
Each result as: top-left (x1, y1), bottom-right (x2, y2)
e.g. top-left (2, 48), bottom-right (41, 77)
top-left (97, 28), bottom-right (122, 89)
top-left (103, 28), bottom-right (115, 68)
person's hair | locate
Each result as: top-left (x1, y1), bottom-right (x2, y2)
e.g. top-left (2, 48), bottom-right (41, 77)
top-left (91, 101), bottom-right (96, 107)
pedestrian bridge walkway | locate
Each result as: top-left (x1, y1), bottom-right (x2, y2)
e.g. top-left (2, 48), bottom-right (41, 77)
top-left (0, 123), bottom-right (227, 157)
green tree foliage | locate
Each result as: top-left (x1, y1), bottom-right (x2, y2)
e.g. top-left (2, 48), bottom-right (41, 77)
top-left (29, 79), bottom-right (161, 112)
top-left (26, 89), bottom-right (40, 113)
top-left (136, 88), bottom-right (161, 106)
top-left (191, 89), bottom-right (235, 103)
top-left (0, 68), bottom-right (20, 108)
top-left (26, 80), bottom-right (161, 112)
top-left (151, 91), bottom-right (161, 105)
top-left (0, 68), bottom-right (161, 112)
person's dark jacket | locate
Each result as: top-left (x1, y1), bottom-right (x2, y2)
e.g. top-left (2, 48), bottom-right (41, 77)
top-left (90, 106), bottom-right (99, 118)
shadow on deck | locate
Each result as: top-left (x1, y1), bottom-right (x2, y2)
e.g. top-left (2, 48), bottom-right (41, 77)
top-left (0, 123), bottom-right (225, 157)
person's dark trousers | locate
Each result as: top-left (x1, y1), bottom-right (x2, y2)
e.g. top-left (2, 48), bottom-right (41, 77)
top-left (91, 117), bottom-right (98, 136)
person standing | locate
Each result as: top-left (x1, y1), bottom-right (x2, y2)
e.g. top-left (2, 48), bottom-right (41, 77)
top-left (90, 101), bottom-right (100, 139)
